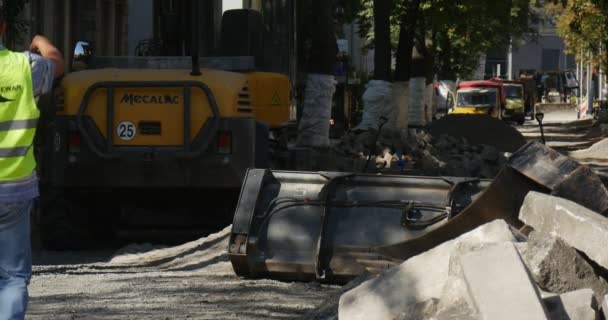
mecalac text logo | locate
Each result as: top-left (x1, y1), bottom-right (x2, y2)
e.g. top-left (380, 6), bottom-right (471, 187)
top-left (120, 94), bottom-right (179, 105)
top-left (0, 85), bottom-right (22, 103)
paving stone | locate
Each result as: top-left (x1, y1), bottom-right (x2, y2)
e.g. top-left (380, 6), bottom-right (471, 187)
top-left (338, 220), bottom-right (515, 320)
top-left (519, 192), bottom-right (608, 271)
top-left (518, 231), bottom-right (608, 303)
top-left (458, 242), bottom-right (549, 320)
top-left (544, 289), bottom-right (597, 320)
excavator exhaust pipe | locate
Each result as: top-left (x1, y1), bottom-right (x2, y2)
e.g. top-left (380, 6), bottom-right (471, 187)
top-left (228, 141), bottom-right (608, 284)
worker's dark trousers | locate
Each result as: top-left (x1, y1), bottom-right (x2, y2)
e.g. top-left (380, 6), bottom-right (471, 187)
top-left (0, 201), bottom-right (32, 320)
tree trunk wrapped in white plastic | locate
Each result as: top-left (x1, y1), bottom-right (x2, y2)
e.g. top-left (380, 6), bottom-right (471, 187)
top-left (436, 80), bottom-right (456, 113)
top-left (408, 77), bottom-right (426, 127)
top-left (354, 80), bottom-right (394, 131)
top-left (393, 81), bottom-right (409, 130)
top-left (296, 74), bottom-right (337, 148)
top-left (424, 83), bottom-right (434, 122)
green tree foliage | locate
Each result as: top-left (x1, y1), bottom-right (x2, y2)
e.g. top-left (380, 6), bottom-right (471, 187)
top-left (357, 0), bottom-right (535, 79)
top-left (548, 0), bottom-right (608, 74)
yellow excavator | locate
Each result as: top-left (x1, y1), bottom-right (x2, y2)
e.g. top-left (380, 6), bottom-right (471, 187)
top-left (36, 6), bottom-right (291, 249)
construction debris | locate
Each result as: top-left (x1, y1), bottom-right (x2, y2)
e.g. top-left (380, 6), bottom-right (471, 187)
top-left (337, 220), bottom-right (515, 320)
top-left (299, 273), bottom-right (375, 320)
top-left (543, 289), bottom-right (598, 320)
top-left (519, 192), bottom-right (608, 270)
top-left (456, 242), bottom-right (549, 320)
top-left (518, 231), bottom-right (608, 302)
top-left (331, 189), bottom-right (608, 320)
top-left (335, 128), bottom-right (508, 178)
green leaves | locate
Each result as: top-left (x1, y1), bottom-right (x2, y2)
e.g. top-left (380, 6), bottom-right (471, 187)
top-left (550, 0), bottom-right (608, 72)
top-left (355, 0), bottom-right (535, 79)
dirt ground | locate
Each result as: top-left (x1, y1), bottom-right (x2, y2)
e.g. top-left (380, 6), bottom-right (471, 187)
top-left (25, 118), bottom-right (608, 320)
top-left (26, 227), bottom-right (339, 320)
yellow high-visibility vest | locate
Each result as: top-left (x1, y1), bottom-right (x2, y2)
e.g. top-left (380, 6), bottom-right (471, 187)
top-left (0, 49), bottom-right (40, 181)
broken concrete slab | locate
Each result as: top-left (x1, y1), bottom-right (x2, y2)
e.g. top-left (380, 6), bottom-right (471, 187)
top-left (543, 289), bottom-right (597, 320)
top-left (433, 243), bottom-right (484, 320)
top-left (519, 192), bottom-right (608, 270)
top-left (299, 272), bottom-right (375, 320)
top-left (338, 220), bottom-right (515, 320)
top-left (458, 242), bottom-right (549, 320)
top-left (518, 231), bottom-right (608, 302)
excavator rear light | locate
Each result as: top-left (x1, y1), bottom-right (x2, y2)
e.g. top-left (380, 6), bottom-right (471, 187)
top-left (217, 131), bottom-right (232, 155)
top-left (67, 132), bottom-right (81, 153)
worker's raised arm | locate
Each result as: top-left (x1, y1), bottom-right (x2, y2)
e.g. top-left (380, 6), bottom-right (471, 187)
top-left (30, 35), bottom-right (65, 79)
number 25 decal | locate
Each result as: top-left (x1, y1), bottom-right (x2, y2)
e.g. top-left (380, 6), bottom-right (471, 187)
top-left (117, 121), bottom-right (136, 141)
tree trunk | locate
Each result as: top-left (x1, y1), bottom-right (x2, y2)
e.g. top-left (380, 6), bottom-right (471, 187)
top-left (308, 0), bottom-right (337, 75)
top-left (373, 0), bottom-right (392, 81)
top-left (395, 0), bottom-right (421, 82)
top-left (296, 0), bottom-right (337, 148)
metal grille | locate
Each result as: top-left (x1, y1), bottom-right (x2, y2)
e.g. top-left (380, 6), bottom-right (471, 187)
top-left (237, 84), bottom-right (253, 113)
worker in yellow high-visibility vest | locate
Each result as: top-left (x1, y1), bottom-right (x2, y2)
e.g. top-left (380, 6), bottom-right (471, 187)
top-left (0, 5), bottom-right (64, 319)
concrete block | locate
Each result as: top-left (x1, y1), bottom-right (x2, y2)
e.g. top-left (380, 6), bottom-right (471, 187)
top-left (519, 192), bottom-right (608, 270)
top-left (299, 272), bottom-right (374, 320)
top-left (602, 295), bottom-right (608, 320)
top-left (338, 220), bottom-right (515, 320)
top-left (433, 243), bottom-right (482, 320)
top-left (518, 231), bottom-right (608, 302)
top-left (458, 242), bottom-right (549, 320)
top-left (543, 289), bottom-right (597, 320)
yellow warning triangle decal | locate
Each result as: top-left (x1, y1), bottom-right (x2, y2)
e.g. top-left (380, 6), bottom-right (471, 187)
top-left (271, 92), bottom-right (281, 106)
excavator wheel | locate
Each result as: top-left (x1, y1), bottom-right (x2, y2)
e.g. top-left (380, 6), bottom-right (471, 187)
top-left (39, 191), bottom-right (115, 250)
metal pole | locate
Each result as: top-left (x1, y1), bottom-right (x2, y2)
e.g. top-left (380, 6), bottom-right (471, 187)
top-left (576, 59), bottom-right (580, 96)
top-left (580, 48), bottom-right (584, 101)
top-left (587, 50), bottom-right (593, 114)
top-left (600, 43), bottom-right (604, 100)
top-left (507, 38), bottom-right (513, 80)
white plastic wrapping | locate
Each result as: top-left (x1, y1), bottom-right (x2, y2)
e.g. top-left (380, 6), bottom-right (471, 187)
top-left (408, 77), bottom-right (427, 126)
top-left (435, 80), bottom-right (456, 113)
top-left (393, 81), bottom-right (409, 130)
top-left (355, 80), bottom-right (394, 131)
top-left (424, 83), bottom-right (434, 122)
top-left (296, 73), bottom-right (337, 148)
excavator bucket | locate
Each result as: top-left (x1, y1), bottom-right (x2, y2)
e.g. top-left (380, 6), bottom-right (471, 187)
top-left (228, 141), bottom-right (608, 284)
top-left (428, 114), bottom-right (527, 152)
top-left (534, 102), bottom-right (580, 122)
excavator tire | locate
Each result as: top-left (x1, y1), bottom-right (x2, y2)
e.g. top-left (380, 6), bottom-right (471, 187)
top-left (428, 114), bottom-right (527, 152)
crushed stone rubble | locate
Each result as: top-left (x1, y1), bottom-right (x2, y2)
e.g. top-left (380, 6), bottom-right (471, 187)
top-left (333, 129), bottom-right (508, 178)
top-left (303, 192), bottom-right (608, 320)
